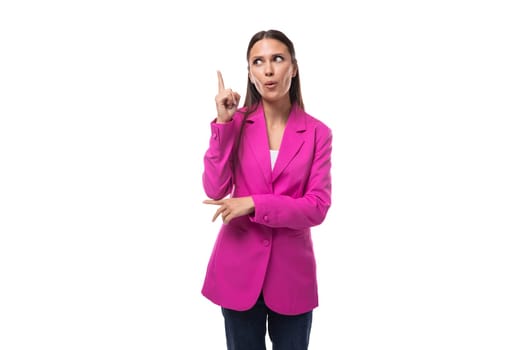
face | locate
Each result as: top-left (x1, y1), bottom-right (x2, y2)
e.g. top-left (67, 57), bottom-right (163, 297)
top-left (248, 38), bottom-right (297, 104)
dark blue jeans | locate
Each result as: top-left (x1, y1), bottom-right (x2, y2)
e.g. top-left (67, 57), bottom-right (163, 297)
top-left (221, 294), bottom-right (313, 350)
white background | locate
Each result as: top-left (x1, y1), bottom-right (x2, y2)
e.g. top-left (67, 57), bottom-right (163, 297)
top-left (1, 0), bottom-right (524, 349)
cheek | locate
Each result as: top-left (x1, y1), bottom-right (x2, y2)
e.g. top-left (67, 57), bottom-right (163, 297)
top-left (283, 68), bottom-right (295, 85)
top-left (251, 77), bottom-right (265, 95)
top-left (283, 74), bottom-right (293, 89)
top-left (250, 72), bottom-right (264, 87)
top-left (250, 72), bottom-right (261, 86)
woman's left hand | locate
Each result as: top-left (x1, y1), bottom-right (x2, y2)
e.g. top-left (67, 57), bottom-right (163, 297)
top-left (203, 196), bottom-right (255, 224)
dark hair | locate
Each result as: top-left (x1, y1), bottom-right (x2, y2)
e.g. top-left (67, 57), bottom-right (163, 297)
top-left (232, 30), bottom-right (304, 183)
top-left (243, 29), bottom-right (304, 112)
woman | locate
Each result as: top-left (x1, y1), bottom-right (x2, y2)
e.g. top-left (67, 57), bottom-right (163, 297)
top-left (202, 29), bottom-right (332, 350)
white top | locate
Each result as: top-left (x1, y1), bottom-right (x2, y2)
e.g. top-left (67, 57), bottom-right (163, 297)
top-left (270, 150), bottom-right (279, 170)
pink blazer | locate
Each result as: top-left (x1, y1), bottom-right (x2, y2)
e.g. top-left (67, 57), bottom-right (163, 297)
top-left (201, 103), bottom-right (332, 315)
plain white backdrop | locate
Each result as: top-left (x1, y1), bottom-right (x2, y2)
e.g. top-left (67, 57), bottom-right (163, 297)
top-left (1, 0), bottom-right (524, 349)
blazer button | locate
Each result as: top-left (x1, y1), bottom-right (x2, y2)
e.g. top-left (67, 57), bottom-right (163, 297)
top-left (262, 239), bottom-right (270, 247)
top-left (263, 215), bottom-right (269, 222)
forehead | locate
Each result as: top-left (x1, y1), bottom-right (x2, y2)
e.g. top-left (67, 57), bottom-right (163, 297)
top-left (249, 38), bottom-right (290, 57)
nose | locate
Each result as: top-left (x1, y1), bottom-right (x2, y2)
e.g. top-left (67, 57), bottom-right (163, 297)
top-left (264, 62), bottom-right (274, 76)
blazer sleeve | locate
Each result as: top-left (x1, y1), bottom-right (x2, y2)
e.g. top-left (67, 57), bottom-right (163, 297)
top-left (202, 119), bottom-right (236, 200)
top-left (250, 123), bottom-right (332, 230)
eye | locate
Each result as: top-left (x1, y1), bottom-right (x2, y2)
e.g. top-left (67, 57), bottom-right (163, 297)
top-left (252, 58), bottom-right (262, 65)
top-left (274, 55), bottom-right (284, 62)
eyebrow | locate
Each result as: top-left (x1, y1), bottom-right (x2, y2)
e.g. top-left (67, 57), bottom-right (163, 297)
top-left (251, 53), bottom-right (286, 60)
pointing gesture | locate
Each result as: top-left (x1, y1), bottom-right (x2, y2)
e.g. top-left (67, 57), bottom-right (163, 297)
top-left (215, 70), bottom-right (241, 123)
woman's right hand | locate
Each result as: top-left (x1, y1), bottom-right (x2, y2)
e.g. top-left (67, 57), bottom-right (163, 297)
top-left (215, 70), bottom-right (240, 123)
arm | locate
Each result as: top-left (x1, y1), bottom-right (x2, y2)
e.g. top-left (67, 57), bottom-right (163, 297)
top-left (250, 126), bottom-right (332, 230)
top-left (202, 120), bottom-right (236, 200)
top-left (202, 70), bottom-right (241, 200)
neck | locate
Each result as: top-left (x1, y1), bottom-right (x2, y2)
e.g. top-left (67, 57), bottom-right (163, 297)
top-left (262, 100), bottom-right (292, 125)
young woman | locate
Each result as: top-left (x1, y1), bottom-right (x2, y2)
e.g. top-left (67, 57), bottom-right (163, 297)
top-left (202, 29), bottom-right (332, 350)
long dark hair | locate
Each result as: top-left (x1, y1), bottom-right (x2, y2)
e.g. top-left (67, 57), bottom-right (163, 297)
top-left (232, 30), bottom-right (305, 180)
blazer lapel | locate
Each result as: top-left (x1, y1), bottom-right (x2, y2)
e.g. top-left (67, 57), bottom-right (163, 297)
top-left (272, 105), bottom-right (306, 182)
top-left (245, 105), bottom-right (272, 186)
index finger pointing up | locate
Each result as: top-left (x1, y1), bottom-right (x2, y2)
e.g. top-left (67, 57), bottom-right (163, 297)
top-left (217, 70), bottom-right (225, 92)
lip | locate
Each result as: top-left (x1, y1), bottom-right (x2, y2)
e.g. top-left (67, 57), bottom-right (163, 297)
top-left (264, 81), bottom-right (278, 87)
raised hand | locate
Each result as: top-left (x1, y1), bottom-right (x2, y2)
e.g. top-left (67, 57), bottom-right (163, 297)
top-left (215, 70), bottom-right (241, 123)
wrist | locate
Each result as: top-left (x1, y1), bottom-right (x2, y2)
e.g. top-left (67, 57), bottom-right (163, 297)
top-left (215, 114), bottom-right (232, 123)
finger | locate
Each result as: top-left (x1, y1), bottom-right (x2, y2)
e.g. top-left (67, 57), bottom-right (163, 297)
top-left (233, 92), bottom-right (241, 105)
top-left (217, 70), bottom-right (225, 92)
top-left (212, 207), bottom-right (226, 222)
top-left (212, 209), bottom-right (221, 222)
top-left (214, 206), bottom-right (231, 223)
top-left (203, 199), bottom-right (222, 205)
top-left (229, 91), bottom-right (238, 107)
top-left (222, 211), bottom-right (231, 224)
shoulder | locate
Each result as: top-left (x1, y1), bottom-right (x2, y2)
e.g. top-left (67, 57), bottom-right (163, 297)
top-left (298, 109), bottom-right (332, 138)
